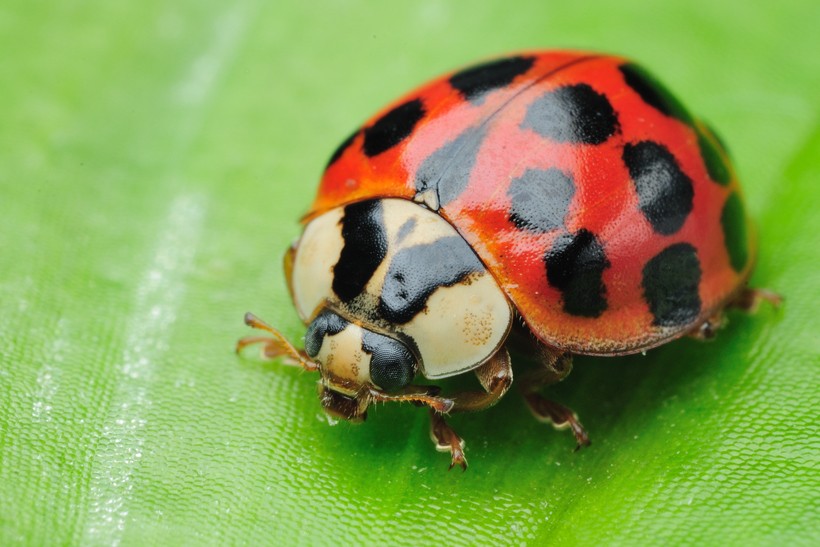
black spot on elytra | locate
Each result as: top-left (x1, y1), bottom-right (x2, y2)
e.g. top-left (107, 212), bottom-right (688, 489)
top-left (619, 63), bottom-right (693, 124)
top-left (449, 56), bottom-right (536, 103)
top-left (545, 229), bottom-right (610, 317)
top-left (415, 125), bottom-right (486, 208)
top-left (721, 192), bottom-right (749, 272)
top-left (332, 200), bottom-right (388, 302)
top-left (642, 243), bottom-right (702, 327)
top-left (508, 168), bottom-right (575, 232)
top-left (379, 236), bottom-right (485, 324)
top-left (362, 99), bottom-right (425, 157)
top-left (304, 309), bottom-right (349, 358)
top-left (326, 130), bottom-right (359, 168)
top-left (697, 127), bottom-right (731, 185)
top-left (522, 84), bottom-right (619, 145)
top-left (623, 141), bottom-right (694, 235)
top-left (361, 330), bottom-right (416, 391)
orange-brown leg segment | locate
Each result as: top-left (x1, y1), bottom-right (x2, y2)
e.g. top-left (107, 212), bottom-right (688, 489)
top-left (448, 347), bottom-right (513, 413)
top-left (427, 347), bottom-right (513, 470)
top-left (690, 287), bottom-right (782, 341)
top-left (369, 347), bottom-right (513, 470)
top-left (369, 385), bottom-right (464, 469)
top-left (519, 344), bottom-right (590, 450)
top-left (689, 312), bottom-right (725, 341)
top-left (368, 385), bottom-right (454, 414)
top-left (429, 409), bottom-right (467, 471)
top-left (731, 287), bottom-right (783, 312)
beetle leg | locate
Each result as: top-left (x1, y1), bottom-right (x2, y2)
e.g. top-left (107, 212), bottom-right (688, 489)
top-left (369, 347), bottom-right (512, 415)
top-left (691, 287), bottom-right (782, 341)
top-left (367, 385), bottom-right (454, 414)
top-left (367, 349), bottom-right (512, 470)
top-left (423, 348), bottom-right (512, 470)
top-left (519, 344), bottom-right (590, 449)
top-left (689, 311), bottom-right (725, 341)
top-left (445, 346), bottom-right (513, 413)
top-left (731, 287), bottom-right (783, 313)
top-left (368, 386), bottom-right (465, 469)
top-left (429, 409), bottom-right (467, 470)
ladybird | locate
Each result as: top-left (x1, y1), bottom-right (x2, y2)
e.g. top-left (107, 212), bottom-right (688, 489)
top-left (238, 51), bottom-right (780, 470)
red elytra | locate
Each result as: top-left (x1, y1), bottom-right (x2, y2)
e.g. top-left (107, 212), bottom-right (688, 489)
top-left (305, 51), bottom-right (754, 356)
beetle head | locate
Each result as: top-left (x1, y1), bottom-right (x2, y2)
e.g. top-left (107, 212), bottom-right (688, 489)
top-left (304, 308), bottom-right (418, 421)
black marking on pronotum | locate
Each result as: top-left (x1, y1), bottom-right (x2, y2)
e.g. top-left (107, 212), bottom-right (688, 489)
top-left (325, 129), bottom-right (359, 168)
top-left (508, 168), bottom-right (575, 233)
top-left (623, 140), bottom-right (694, 235)
top-left (361, 330), bottom-right (416, 391)
top-left (332, 200), bottom-right (388, 302)
top-left (697, 127), bottom-right (731, 186)
top-left (545, 229), bottom-right (610, 317)
top-left (720, 192), bottom-right (749, 272)
top-left (395, 217), bottom-right (417, 244)
top-left (414, 125), bottom-right (486, 209)
top-left (642, 243), bottom-right (702, 327)
top-left (304, 309), bottom-right (350, 358)
top-left (379, 236), bottom-right (485, 324)
top-left (362, 99), bottom-right (425, 157)
top-left (449, 55), bottom-right (536, 103)
top-left (522, 83), bottom-right (619, 145)
top-left (618, 63), bottom-right (693, 124)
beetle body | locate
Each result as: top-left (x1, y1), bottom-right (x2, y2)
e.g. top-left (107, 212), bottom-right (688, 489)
top-left (240, 51), bottom-right (777, 469)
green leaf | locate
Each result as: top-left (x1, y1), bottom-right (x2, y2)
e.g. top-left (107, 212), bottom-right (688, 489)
top-left (1, 1), bottom-right (817, 545)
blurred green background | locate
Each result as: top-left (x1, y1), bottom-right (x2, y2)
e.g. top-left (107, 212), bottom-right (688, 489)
top-left (1, 0), bottom-right (818, 545)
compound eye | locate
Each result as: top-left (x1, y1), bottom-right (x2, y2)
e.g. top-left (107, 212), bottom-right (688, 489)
top-left (362, 331), bottom-right (416, 392)
top-left (304, 309), bottom-right (349, 358)
top-left (303, 321), bottom-right (323, 358)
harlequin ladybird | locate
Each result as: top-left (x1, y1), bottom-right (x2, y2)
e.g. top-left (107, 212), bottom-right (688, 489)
top-left (238, 51), bottom-right (780, 470)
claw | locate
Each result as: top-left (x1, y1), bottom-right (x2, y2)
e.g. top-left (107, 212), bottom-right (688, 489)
top-left (448, 447), bottom-right (468, 471)
top-left (430, 409), bottom-right (468, 471)
top-left (525, 393), bottom-right (591, 450)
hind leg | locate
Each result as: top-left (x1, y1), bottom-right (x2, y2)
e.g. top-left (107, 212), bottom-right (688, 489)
top-left (731, 287), bottom-right (782, 312)
top-left (690, 287), bottom-right (782, 341)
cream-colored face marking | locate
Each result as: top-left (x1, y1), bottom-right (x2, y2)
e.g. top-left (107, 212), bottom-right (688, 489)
top-left (291, 198), bottom-right (512, 380)
top-left (314, 322), bottom-right (372, 396)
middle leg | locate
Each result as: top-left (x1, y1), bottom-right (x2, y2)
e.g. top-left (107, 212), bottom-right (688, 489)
top-left (519, 341), bottom-right (590, 449)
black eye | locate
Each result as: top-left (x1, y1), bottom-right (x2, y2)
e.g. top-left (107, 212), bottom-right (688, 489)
top-left (303, 321), bottom-right (324, 358)
top-left (304, 309), bottom-right (349, 358)
top-left (362, 331), bottom-right (416, 391)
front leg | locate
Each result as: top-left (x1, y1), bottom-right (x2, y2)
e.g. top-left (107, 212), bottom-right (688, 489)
top-left (428, 346), bottom-right (513, 470)
top-left (369, 346), bottom-right (513, 470)
top-left (447, 346), bottom-right (513, 413)
top-left (429, 409), bottom-right (467, 471)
